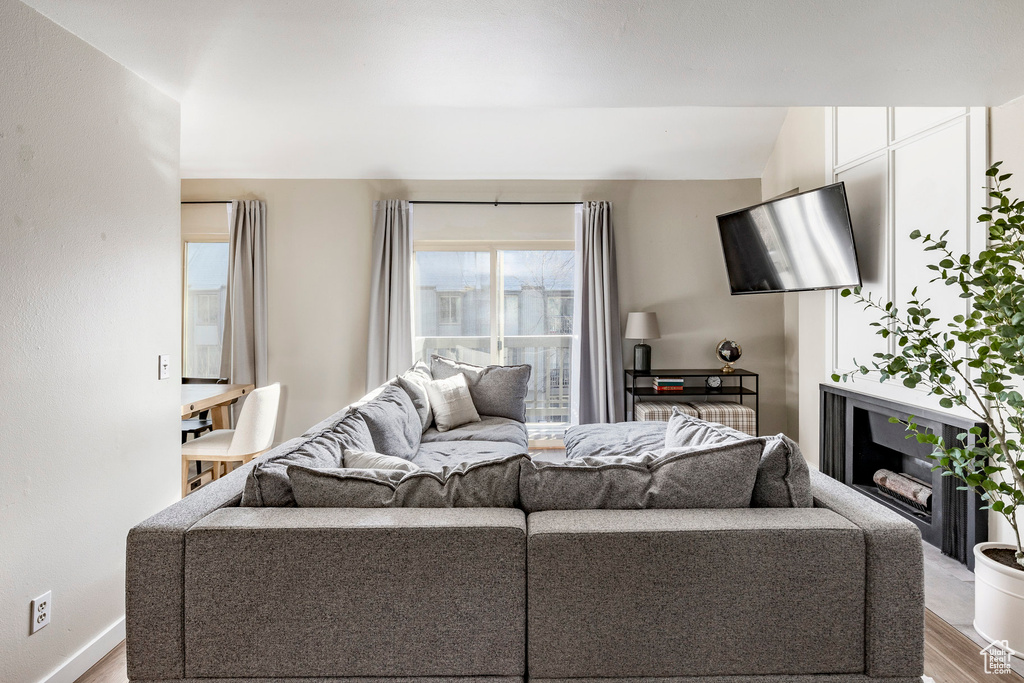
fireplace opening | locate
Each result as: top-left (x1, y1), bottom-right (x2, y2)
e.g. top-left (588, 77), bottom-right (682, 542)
top-left (821, 385), bottom-right (988, 569)
top-left (850, 409), bottom-right (936, 522)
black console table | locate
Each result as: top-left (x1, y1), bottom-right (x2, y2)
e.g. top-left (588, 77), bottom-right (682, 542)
top-left (624, 368), bottom-right (759, 433)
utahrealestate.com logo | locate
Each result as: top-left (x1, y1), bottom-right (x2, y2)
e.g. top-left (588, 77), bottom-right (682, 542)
top-left (980, 640), bottom-right (1015, 675)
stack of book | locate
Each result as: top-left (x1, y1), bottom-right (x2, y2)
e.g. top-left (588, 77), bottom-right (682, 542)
top-left (653, 377), bottom-right (686, 393)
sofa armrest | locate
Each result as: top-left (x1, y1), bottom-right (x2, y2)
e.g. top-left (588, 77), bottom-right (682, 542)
top-left (182, 507), bottom-right (526, 678)
top-left (125, 461), bottom-right (254, 680)
top-left (810, 469), bottom-right (924, 678)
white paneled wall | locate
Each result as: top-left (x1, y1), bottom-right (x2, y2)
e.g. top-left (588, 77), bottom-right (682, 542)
top-left (825, 107), bottom-right (987, 413)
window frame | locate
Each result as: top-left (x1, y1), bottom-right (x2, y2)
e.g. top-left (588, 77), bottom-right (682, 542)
top-left (412, 239), bottom-right (575, 360)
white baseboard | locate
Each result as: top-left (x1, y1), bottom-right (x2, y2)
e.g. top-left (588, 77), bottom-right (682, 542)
top-left (38, 615), bottom-right (125, 683)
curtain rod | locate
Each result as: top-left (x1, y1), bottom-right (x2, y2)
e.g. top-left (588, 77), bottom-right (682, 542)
top-left (181, 200), bottom-right (232, 204)
top-left (410, 201), bottom-right (582, 206)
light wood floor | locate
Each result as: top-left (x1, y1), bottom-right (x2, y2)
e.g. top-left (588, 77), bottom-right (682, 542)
top-left (74, 610), bottom-right (1024, 683)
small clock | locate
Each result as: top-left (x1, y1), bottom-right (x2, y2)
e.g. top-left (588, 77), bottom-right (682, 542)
top-left (705, 375), bottom-right (723, 392)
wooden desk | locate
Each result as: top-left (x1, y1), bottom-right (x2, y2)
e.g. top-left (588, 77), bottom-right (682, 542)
top-left (181, 383), bottom-right (254, 430)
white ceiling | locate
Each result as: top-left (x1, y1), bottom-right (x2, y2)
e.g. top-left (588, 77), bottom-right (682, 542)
top-left (19, 0), bottom-right (1024, 179)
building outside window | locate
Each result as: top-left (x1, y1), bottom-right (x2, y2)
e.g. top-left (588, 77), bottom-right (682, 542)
top-left (413, 247), bottom-right (575, 429)
top-left (183, 241), bottom-right (229, 378)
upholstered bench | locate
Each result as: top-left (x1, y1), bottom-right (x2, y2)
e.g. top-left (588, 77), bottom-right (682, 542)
top-left (635, 400), bottom-right (756, 436)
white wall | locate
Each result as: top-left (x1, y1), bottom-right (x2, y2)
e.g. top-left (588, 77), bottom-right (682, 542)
top-left (760, 107), bottom-right (829, 462)
top-left (181, 178), bottom-right (785, 442)
top-left (0, 2), bottom-right (181, 681)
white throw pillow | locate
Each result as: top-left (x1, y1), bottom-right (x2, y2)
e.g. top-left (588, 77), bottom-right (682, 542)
top-left (425, 373), bottom-right (481, 432)
top-left (343, 448), bottom-right (420, 472)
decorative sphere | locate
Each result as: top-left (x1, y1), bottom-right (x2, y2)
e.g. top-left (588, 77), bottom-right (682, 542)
top-left (716, 340), bottom-right (742, 364)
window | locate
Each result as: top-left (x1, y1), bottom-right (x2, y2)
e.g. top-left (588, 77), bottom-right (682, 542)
top-left (183, 241), bottom-right (229, 378)
top-left (438, 294), bottom-right (462, 325)
top-left (414, 245), bottom-right (575, 428)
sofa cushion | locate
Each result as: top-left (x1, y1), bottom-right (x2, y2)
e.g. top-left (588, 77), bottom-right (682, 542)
top-left (422, 415), bottom-right (529, 449)
top-left (395, 361), bottom-right (434, 432)
top-left (241, 409), bottom-right (374, 507)
top-left (288, 452), bottom-right (527, 508)
top-left (666, 408), bottom-right (811, 508)
top-left (411, 441), bottom-right (527, 471)
top-left (518, 440), bottom-right (763, 513)
top-left (564, 421), bottom-right (666, 460)
top-left (355, 383), bottom-right (422, 460)
top-left (431, 354), bottom-right (531, 422)
top-left (425, 373), bottom-right (481, 432)
top-left (343, 448), bottom-right (421, 472)
top-left (526, 508), bottom-right (865, 677)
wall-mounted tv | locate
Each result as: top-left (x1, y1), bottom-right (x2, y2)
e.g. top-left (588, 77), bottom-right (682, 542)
top-left (716, 182), bottom-right (862, 295)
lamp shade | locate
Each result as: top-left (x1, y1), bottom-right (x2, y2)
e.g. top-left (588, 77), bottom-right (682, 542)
top-left (624, 312), bottom-right (661, 340)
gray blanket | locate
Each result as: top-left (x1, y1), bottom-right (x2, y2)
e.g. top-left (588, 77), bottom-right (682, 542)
top-left (564, 421), bottom-right (667, 460)
top-left (421, 415), bottom-right (529, 449)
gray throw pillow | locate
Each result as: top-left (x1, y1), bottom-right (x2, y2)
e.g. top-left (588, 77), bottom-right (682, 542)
top-left (665, 407), bottom-right (811, 508)
top-left (288, 453), bottom-right (527, 508)
top-left (355, 383), bottom-right (422, 460)
top-left (755, 434), bottom-right (813, 508)
top-left (242, 409), bottom-right (374, 507)
top-left (518, 440), bottom-right (763, 513)
top-left (430, 355), bottom-right (530, 422)
top-left (396, 361), bottom-right (433, 432)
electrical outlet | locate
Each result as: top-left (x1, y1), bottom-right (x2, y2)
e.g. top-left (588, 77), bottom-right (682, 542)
top-left (30, 591), bottom-right (50, 634)
top-left (158, 354), bottom-right (170, 380)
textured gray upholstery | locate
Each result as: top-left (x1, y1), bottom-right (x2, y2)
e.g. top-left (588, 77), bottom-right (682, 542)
top-left (810, 469), bottom-right (924, 678)
top-left (411, 440), bottom-right (527, 470)
top-left (288, 453), bottom-right (526, 507)
top-left (183, 507), bottom-right (526, 678)
top-left (242, 409), bottom-right (373, 507)
top-left (355, 383), bottom-right (422, 459)
top-left (754, 434), bottom-right (813, 507)
top-left (125, 462), bottom-right (252, 680)
top-left (531, 677), bottom-right (919, 683)
top-left (431, 354), bottom-right (531, 422)
top-left (422, 415), bottom-right (529, 449)
top-left (137, 678), bottom-right (522, 683)
top-left (519, 441), bottom-right (763, 512)
top-left (563, 420), bottom-right (666, 459)
top-left (527, 508), bottom-right (866, 678)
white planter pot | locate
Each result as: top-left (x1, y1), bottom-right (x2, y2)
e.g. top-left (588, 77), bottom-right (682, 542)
top-left (974, 542), bottom-right (1024, 656)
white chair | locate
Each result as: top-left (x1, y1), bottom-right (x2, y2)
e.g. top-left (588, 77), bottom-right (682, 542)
top-left (182, 382), bottom-right (281, 497)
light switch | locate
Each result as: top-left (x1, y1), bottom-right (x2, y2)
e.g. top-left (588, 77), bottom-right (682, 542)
top-left (158, 355), bottom-right (170, 380)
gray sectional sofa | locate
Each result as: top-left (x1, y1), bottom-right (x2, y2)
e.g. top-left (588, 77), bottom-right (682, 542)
top-left (128, 362), bottom-right (924, 683)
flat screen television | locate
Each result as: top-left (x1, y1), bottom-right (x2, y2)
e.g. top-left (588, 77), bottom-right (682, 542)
top-left (716, 182), bottom-right (862, 295)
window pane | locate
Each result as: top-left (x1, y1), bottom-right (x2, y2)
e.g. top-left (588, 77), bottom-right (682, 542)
top-left (184, 242), bottom-right (229, 378)
top-left (414, 251), bottom-right (490, 365)
top-left (500, 250), bottom-right (574, 426)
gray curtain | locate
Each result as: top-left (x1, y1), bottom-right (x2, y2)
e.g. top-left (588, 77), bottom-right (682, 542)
top-left (366, 200), bottom-right (412, 390)
top-left (573, 201), bottom-right (624, 423)
top-left (221, 200), bottom-right (269, 395)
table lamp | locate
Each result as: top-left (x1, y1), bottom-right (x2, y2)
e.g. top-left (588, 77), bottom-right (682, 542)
top-left (625, 312), bottom-right (661, 373)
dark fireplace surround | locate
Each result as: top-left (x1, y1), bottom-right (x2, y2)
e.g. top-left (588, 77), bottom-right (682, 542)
top-left (820, 385), bottom-right (988, 570)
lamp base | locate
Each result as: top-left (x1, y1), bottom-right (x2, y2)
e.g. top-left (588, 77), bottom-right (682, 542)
top-left (634, 343), bottom-right (652, 373)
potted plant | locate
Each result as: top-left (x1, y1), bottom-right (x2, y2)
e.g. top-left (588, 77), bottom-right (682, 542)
top-left (833, 162), bottom-right (1024, 654)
